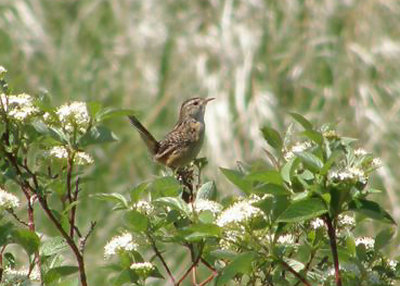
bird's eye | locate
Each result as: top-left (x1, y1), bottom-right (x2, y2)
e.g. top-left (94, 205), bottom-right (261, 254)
top-left (193, 101), bottom-right (199, 106)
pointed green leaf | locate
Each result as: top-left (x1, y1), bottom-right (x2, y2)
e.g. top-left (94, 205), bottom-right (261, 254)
top-left (349, 199), bottom-right (396, 225)
top-left (247, 170), bottom-right (284, 186)
top-left (44, 266), bottom-right (79, 284)
top-left (96, 108), bottom-right (136, 121)
top-left (375, 228), bottom-right (395, 250)
top-left (12, 229), bottom-right (40, 255)
top-left (261, 126), bottom-right (283, 150)
top-left (154, 197), bottom-right (190, 216)
top-left (216, 252), bottom-right (256, 286)
top-left (79, 125), bottom-right (118, 146)
top-left (196, 181), bottom-right (216, 200)
top-left (124, 211), bottom-right (148, 232)
top-left (277, 198), bottom-right (327, 223)
top-left (289, 112), bottom-right (313, 130)
top-left (295, 151), bottom-right (323, 173)
top-left (220, 168), bottom-right (252, 194)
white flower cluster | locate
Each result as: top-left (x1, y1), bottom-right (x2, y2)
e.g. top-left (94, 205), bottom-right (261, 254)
top-left (192, 199), bottom-right (222, 215)
top-left (56, 101), bottom-right (90, 133)
top-left (329, 167), bottom-right (367, 184)
top-left (283, 141), bottom-right (312, 161)
top-left (354, 148), bottom-right (368, 156)
top-left (277, 233), bottom-right (295, 245)
top-left (0, 93), bottom-right (39, 121)
top-left (310, 218), bottom-right (325, 229)
top-left (49, 146), bottom-right (93, 165)
top-left (219, 230), bottom-right (244, 251)
top-left (104, 232), bottom-right (138, 259)
top-left (355, 236), bottom-right (375, 250)
top-left (338, 214), bottom-right (355, 228)
top-left (132, 200), bottom-right (154, 215)
top-left (322, 130), bottom-right (338, 139)
top-left (216, 200), bottom-right (264, 227)
top-left (2, 267), bottom-right (40, 284)
top-left (0, 188), bottom-right (20, 210)
top-left (130, 262), bottom-right (154, 277)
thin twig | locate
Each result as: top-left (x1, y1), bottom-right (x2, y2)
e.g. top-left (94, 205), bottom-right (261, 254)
top-left (147, 234), bottom-right (175, 285)
top-left (37, 195), bottom-right (88, 286)
top-left (70, 177), bottom-right (80, 238)
top-left (263, 149), bottom-right (280, 169)
top-left (176, 254), bottom-right (201, 285)
top-left (279, 259), bottom-right (311, 286)
top-left (79, 221), bottom-right (97, 253)
top-left (198, 272), bottom-right (217, 286)
top-left (7, 209), bottom-right (29, 227)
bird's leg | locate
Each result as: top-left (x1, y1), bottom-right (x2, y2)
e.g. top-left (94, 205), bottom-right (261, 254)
top-left (176, 167), bottom-right (194, 203)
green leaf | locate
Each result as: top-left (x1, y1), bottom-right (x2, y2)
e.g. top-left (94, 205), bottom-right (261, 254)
top-left (113, 269), bottom-right (139, 286)
top-left (349, 199), bottom-right (396, 225)
top-left (78, 125), bottom-right (118, 146)
top-left (277, 198), bottom-right (328, 223)
top-left (130, 182), bottom-right (149, 203)
top-left (220, 168), bottom-right (252, 194)
top-left (375, 228), bottom-right (395, 250)
top-left (294, 151), bottom-right (323, 173)
top-left (289, 112), bottom-right (313, 130)
top-left (216, 252), bottom-right (255, 286)
top-left (124, 211), bottom-right (148, 232)
top-left (40, 236), bottom-right (68, 256)
top-left (11, 229), bottom-right (40, 255)
top-left (44, 266), bottom-right (79, 284)
top-left (154, 197), bottom-right (190, 216)
top-left (86, 102), bottom-right (102, 118)
top-left (94, 193), bottom-right (129, 210)
top-left (181, 223), bottom-right (221, 241)
top-left (96, 108), bottom-right (135, 121)
top-left (196, 181), bottom-right (216, 200)
top-left (300, 130), bottom-right (323, 145)
top-left (261, 126), bottom-right (283, 150)
top-left (152, 176), bottom-right (181, 197)
top-left (246, 170), bottom-right (284, 186)
top-left (0, 222), bottom-right (13, 246)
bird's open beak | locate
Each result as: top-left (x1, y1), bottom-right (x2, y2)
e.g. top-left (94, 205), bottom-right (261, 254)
top-left (205, 97), bottom-right (215, 104)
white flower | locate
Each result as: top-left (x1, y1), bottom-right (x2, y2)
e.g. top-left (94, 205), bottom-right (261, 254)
top-left (193, 199), bottom-right (222, 215)
top-left (0, 93), bottom-right (39, 121)
top-left (388, 259), bottom-right (398, 271)
top-left (132, 200), bottom-right (154, 215)
top-left (310, 218), bottom-right (325, 229)
top-left (355, 236), bottom-right (375, 249)
top-left (277, 234), bottom-right (295, 245)
top-left (216, 200), bottom-right (264, 227)
top-left (2, 267), bottom-right (40, 283)
top-left (338, 214), bottom-right (355, 228)
top-left (130, 262), bottom-right (154, 276)
top-left (284, 141), bottom-right (312, 161)
top-left (0, 188), bottom-right (20, 209)
top-left (56, 102), bottom-right (90, 133)
top-left (371, 158), bottom-right (382, 169)
top-left (354, 148), bottom-right (368, 156)
top-left (48, 146), bottom-right (93, 165)
top-left (219, 229), bottom-right (244, 251)
top-left (104, 233), bottom-right (138, 259)
top-left (329, 167), bottom-right (367, 184)
top-left (0, 66), bottom-right (7, 75)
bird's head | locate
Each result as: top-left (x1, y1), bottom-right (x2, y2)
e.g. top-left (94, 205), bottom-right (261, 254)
top-left (178, 97), bottom-right (214, 121)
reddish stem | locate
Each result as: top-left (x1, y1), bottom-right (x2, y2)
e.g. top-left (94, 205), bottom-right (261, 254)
top-left (324, 214), bottom-right (342, 286)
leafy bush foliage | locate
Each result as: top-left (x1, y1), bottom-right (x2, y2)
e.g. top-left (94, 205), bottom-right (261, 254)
top-left (0, 67), bottom-right (398, 285)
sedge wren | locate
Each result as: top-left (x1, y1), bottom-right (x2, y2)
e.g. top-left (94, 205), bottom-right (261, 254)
top-left (128, 97), bottom-right (214, 170)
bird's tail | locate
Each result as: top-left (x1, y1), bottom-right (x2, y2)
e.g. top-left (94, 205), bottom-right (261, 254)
top-left (128, 115), bottom-right (159, 155)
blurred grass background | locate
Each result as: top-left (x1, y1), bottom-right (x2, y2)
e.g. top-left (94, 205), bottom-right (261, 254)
top-left (1, 0), bottom-right (400, 284)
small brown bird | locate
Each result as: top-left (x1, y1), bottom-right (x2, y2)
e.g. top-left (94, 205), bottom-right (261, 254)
top-left (128, 97), bottom-right (214, 170)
